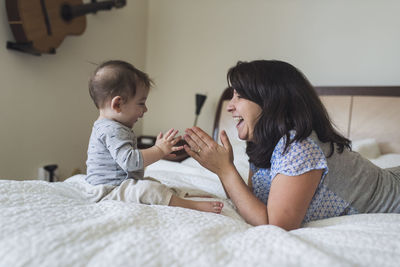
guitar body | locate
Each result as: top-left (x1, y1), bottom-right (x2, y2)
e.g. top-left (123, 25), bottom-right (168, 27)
top-left (6, 0), bottom-right (86, 54)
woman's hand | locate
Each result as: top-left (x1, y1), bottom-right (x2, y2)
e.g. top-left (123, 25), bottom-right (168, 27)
top-left (184, 127), bottom-right (234, 176)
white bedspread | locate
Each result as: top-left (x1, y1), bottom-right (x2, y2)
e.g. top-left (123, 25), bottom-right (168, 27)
top-left (1, 159), bottom-right (400, 267)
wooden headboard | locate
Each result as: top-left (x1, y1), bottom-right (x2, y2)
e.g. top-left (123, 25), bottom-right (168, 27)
top-left (316, 86), bottom-right (400, 154)
top-left (213, 87), bottom-right (233, 142)
top-left (213, 86), bottom-right (400, 154)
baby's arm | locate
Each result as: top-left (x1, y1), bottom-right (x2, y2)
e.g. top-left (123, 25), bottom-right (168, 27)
top-left (141, 129), bottom-right (183, 167)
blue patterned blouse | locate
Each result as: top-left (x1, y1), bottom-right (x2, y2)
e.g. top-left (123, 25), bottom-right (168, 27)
top-left (250, 132), bottom-right (358, 223)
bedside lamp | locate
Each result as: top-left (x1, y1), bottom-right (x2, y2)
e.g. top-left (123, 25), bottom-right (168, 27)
top-left (194, 93), bottom-right (207, 126)
top-left (168, 93), bottom-right (207, 162)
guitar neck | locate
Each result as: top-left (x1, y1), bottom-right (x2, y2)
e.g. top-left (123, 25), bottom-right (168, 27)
top-left (62, 1), bottom-right (125, 21)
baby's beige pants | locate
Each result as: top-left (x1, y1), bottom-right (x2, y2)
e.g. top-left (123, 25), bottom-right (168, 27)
top-left (80, 177), bottom-right (185, 206)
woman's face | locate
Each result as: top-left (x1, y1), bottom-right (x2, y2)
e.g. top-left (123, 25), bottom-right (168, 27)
top-left (227, 89), bottom-right (262, 142)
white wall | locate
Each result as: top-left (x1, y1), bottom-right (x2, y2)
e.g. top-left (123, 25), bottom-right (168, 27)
top-left (2, 0), bottom-right (400, 180)
top-left (144, 0), bottom-right (400, 137)
top-left (0, 1), bottom-right (148, 180)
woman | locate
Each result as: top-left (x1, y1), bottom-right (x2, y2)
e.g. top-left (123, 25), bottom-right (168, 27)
top-left (184, 60), bottom-right (400, 230)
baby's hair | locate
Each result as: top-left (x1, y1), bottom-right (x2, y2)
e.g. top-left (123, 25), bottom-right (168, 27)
top-left (89, 60), bottom-right (153, 109)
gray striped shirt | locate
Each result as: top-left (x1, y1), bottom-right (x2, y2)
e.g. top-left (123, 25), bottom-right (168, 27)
top-left (86, 118), bottom-right (144, 186)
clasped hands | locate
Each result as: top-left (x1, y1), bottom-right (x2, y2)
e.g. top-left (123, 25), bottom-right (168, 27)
top-left (183, 126), bottom-right (234, 176)
top-left (154, 127), bottom-right (234, 171)
top-left (154, 128), bottom-right (184, 160)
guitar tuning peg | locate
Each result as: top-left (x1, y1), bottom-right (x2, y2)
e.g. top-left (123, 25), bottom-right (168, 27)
top-left (115, 0), bottom-right (127, 8)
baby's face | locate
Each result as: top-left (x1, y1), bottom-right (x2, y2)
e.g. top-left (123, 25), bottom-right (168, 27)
top-left (119, 85), bottom-right (149, 128)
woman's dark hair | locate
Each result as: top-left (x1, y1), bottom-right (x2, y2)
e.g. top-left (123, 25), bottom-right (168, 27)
top-left (227, 60), bottom-right (351, 168)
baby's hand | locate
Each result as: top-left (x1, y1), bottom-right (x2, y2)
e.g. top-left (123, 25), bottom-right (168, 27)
top-left (154, 129), bottom-right (183, 156)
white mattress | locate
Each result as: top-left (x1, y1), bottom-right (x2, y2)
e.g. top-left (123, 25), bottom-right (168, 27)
top-left (1, 152), bottom-right (400, 266)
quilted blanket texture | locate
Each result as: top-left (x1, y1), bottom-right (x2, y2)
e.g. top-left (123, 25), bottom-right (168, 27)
top-left (1, 160), bottom-right (400, 267)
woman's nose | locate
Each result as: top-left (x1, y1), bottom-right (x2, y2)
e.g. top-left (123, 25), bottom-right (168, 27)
top-left (226, 98), bottom-right (235, 112)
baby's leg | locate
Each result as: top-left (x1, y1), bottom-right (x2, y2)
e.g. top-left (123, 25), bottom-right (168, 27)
top-left (169, 195), bottom-right (223, 214)
top-left (185, 194), bottom-right (212, 198)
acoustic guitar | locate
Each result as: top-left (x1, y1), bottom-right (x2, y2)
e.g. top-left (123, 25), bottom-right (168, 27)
top-left (6, 0), bottom-right (126, 55)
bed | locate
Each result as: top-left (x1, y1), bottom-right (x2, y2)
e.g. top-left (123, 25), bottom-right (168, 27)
top-left (1, 86), bottom-right (400, 267)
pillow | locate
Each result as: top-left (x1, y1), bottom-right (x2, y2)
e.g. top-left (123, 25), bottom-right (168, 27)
top-left (352, 138), bottom-right (381, 159)
top-left (369, 153), bottom-right (400, 168)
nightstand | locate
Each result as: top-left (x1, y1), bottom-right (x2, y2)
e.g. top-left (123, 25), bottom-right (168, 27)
top-left (137, 135), bottom-right (156, 149)
top-left (137, 136), bottom-right (189, 163)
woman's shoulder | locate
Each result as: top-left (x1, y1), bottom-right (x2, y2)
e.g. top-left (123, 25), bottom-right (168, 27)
top-left (271, 130), bottom-right (326, 165)
top-left (250, 131), bottom-right (325, 170)
top-left (270, 130), bottom-right (328, 177)
top-left (273, 130), bottom-right (319, 153)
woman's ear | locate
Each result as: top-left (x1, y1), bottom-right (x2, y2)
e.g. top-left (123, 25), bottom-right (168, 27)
top-left (110, 96), bottom-right (123, 113)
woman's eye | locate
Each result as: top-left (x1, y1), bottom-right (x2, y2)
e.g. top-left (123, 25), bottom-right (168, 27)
top-left (233, 91), bottom-right (242, 99)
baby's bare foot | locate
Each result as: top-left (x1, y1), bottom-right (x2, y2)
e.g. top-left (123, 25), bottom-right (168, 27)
top-left (193, 201), bottom-right (224, 214)
top-left (169, 195), bottom-right (223, 213)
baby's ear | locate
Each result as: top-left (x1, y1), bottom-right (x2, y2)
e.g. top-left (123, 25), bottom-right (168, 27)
top-left (110, 96), bottom-right (123, 112)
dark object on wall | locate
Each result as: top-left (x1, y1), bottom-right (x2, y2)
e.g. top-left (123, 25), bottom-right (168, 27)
top-left (194, 94), bottom-right (207, 126)
top-left (44, 164), bottom-right (58, 182)
top-left (5, 0), bottom-right (126, 56)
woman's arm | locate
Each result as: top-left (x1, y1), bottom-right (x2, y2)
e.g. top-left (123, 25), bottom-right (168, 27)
top-left (210, 160), bottom-right (253, 200)
top-left (213, 162), bottom-right (321, 229)
top-left (248, 169), bottom-right (253, 191)
top-left (184, 127), bottom-right (269, 225)
top-left (184, 127), bottom-right (322, 230)
top-left (268, 170), bottom-right (322, 230)
top-left (217, 164), bottom-right (270, 226)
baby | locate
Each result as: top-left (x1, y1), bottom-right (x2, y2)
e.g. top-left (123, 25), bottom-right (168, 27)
top-left (85, 60), bottom-right (223, 213)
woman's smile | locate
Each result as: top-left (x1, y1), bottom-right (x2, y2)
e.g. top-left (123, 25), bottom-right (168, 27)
top-left (233, 116), bottom-right (244, 128)
top-left (227, 90), bottom-right (262, 141)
